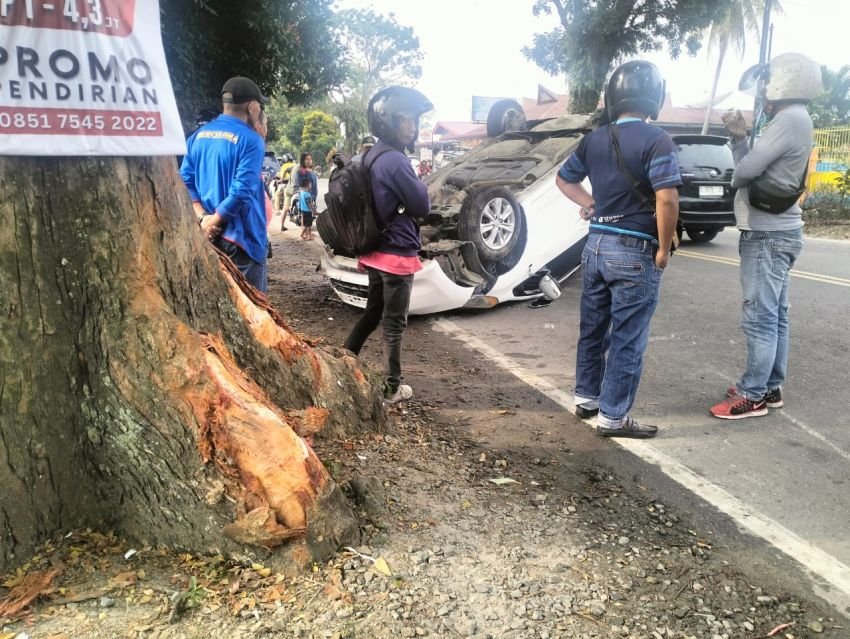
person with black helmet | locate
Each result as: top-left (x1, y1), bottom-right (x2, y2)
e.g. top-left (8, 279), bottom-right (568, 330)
top-left (343, 86), bottom-right (433, 404)
top-left (180, 76), bottom-right (270, 292)
top-left (351, 135), bottom-right (376, 164)
top-left (555, 60), bottom-right (682, 439)
top-left (709, 53), bottom-right (821, 420)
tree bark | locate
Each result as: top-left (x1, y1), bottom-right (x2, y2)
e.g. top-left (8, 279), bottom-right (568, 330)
top-left (0, 156), bottom-right (386, 574)
top-left (569, 85), bottom-right (604, 115)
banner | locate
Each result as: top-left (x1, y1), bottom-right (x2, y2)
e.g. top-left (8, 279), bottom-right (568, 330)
top-left (0, 0), bottom-right (186, 156)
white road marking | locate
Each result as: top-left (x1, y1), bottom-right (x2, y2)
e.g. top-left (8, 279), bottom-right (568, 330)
top-left (677, 249), bottom-right (850, 288)
top-left (778, 412), bottom-right (850, 462)
top-left (433, 317), bottom-right (850, 613)
top-left (708, 369), bottom-right (850, 462)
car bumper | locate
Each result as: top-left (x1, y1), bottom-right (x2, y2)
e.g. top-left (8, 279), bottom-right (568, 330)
top-left (321, 251), bottom-right (478, 315)
top-left (679, 209), bottom-right (736, 228)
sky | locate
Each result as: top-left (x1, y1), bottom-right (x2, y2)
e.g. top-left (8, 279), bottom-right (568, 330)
top-left (334, 0), bottom-right (849, 122)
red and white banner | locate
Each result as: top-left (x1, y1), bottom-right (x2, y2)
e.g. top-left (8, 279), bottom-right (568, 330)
top-left (0, 0), bottom-right (185, 156)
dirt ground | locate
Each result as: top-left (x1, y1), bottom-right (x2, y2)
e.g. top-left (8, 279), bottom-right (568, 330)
top-left (1, 219), bottom-right (847, 639)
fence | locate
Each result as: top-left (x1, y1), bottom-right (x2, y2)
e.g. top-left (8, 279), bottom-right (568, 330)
top-left (809, 126), bottom-right (850, 190)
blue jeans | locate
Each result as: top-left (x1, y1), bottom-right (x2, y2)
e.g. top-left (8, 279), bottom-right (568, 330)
top-left (217, 238), bottom-right (267, 293)
top-left (736, 228), bottom-right (803, 400)
top-left (575, 233), bottom-right (663, 420)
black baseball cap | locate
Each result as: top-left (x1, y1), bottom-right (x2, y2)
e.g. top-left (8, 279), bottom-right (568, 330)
top-left (221, 77), bottom-right (269, 105)
top-left (361, 135), bottom-right (376, 146)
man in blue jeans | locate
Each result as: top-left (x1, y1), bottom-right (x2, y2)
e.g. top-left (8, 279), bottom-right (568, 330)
top-left (180, 76), bottom-right (269, 292)
top-left (709, 53), bottom-right (821, 419)
top-left (555, 61), bottom-right (681, 438)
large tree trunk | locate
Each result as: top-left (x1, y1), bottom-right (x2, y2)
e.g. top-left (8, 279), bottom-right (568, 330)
top-left (569, 85), bottom-right (604, 115)
top-left (0, 156), bottom-right (386, 574)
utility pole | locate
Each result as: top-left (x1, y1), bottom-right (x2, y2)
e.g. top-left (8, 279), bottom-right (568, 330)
top-left (758, 0), bottom-right (773, 66)
top-left (751, 0), bottom-right (774, 146)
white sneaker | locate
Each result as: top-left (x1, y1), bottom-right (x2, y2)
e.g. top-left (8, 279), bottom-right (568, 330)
top-left (384, 384), bottom-right (413, 404)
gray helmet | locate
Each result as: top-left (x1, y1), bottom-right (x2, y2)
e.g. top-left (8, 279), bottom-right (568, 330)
top-left (368, 86), bottom-right (433, 152)
top-left (765, 53), bottom-right (822, 103)
top-left (605, 60), bottom-right (666, 121)
top-left (739, 53), bottom-right (822, 103)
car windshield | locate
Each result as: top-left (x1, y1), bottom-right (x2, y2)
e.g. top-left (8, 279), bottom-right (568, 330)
top-left (676, 143), bottom-right (733, 171)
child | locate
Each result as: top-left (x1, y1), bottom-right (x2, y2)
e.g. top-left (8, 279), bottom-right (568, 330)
top-left (297, 175), bottom-right (317, 241)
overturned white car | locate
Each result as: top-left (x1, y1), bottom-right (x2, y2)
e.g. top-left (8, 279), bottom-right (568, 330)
top-left (320, 113), bottom-right (592, 315)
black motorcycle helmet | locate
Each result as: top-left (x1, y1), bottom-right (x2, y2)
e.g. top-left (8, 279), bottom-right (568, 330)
top-left (367, 86), bottom-right (434, 153)
top-left (604, 60), bottom-right (666, 121)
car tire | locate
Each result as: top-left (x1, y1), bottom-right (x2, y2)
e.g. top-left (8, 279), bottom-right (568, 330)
top-left (458, 187), bottom-right (524, 262)
top-left (486, 100), bottom-right (527, 138)
top-left (685, 227), bottom-right (719, 243)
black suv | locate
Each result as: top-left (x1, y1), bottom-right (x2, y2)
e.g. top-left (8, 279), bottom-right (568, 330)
top-left (672, 134), bottom-right (736, 243)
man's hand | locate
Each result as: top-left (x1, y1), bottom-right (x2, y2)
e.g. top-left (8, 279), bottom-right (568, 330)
top-left (578, 204), bottom-right (595, 221)
top-left (655, 249), bottom-right (669, 270)
top-left (200, 213), bottom-right (223, 242)
top-left (722, 109), bottom-right (748, 141)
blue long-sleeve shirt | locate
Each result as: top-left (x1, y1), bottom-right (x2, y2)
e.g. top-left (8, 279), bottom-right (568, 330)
top-left (180, 115), bottom-right (267, 264)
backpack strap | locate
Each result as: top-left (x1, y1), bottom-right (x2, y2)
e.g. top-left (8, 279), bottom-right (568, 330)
top-left (363, 146), bottom-right (402, 233)
top-left (608, 123), bottom-right (682, 253)
top-left (608, 123), bottom-right (656, 211)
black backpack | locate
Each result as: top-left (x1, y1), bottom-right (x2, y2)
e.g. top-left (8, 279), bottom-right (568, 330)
top-left (317, 148), bottom-right (394, 257)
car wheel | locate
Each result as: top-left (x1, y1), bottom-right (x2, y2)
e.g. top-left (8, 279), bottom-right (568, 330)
top-left (486, 100), bottom-right (527, 138)
top-left (685, 227), bottom-right (719, 243)
top-left (458, 187), bottom-right (524, 262)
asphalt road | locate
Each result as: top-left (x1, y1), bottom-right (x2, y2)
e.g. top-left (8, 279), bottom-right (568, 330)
top-left (434, 228), bottom-right (850, 612)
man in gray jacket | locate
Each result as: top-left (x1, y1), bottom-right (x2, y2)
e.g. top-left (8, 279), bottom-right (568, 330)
top-left (710, 53), bottom-right (821, 419)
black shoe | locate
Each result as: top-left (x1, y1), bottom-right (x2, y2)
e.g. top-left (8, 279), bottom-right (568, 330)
top-left (596, 416), bottom-right (658, 439)
top-left (575, 404), bottom-right (599, 419)
top-left (727, 385), bottom-right (783, 409)
top-left (764, 387), bottom-right (783, 408)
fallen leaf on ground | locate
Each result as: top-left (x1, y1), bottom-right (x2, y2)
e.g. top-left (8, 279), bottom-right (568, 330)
top-left (0, 567), bottom-right (63, 618)
top-left (372, 558), bottom-right (392, 577)
top-left (110, 570), bottom-right (138, 588)
top-left (489, 477), bottom-right (519, 486)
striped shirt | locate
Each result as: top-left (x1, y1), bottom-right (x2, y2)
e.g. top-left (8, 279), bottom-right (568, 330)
top-left (730, 104), bottom-right (812, 231)
top-left (558, 120), bottom-right (681, 238)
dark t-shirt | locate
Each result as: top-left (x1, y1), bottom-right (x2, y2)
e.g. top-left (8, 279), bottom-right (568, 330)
top-left (558, 120), bottom-right (682, 238)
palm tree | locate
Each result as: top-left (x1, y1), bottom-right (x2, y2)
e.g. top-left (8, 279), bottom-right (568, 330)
top-left (701, 1), bottom-right (769, 135)
top-left (809, 65), bottom-right (850, 127)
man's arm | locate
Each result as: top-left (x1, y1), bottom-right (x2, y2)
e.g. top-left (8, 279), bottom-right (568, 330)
top-left (555, 144), bottom-right (594, 217)
top-left (390, 160), bottom-right (430, 220)
top-left (728, 119), bottom-right (786, 188)
top-left (555, 175), bottom-right (594, 218)
top-left (179, 141), bottom-right (202, 204)
top-left (654, 187), bottom-right (679, 269)
top-left (206, 136), bottom-right (264, 232)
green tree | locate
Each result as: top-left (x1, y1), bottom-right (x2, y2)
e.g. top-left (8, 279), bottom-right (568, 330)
top-left (265, 99), bottom-right (308, 154)
top-left (330, 9), bottom-right (424, 152)
top-left (301, 111), bottom-right (341, 165)
top-left (809, 65), bottom-right (850, 128)
top-left (701, 1), bottom-right (769, 134)
top-left (160, 0), bottom-right (347, 131)
top-left (523, 0), bottom-right (732, 114)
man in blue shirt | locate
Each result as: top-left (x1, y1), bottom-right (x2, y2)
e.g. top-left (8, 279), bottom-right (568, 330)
top-left (180, 76), bottom-right (269, 292)
top-left (556, 60), bottom-right (681, 439)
